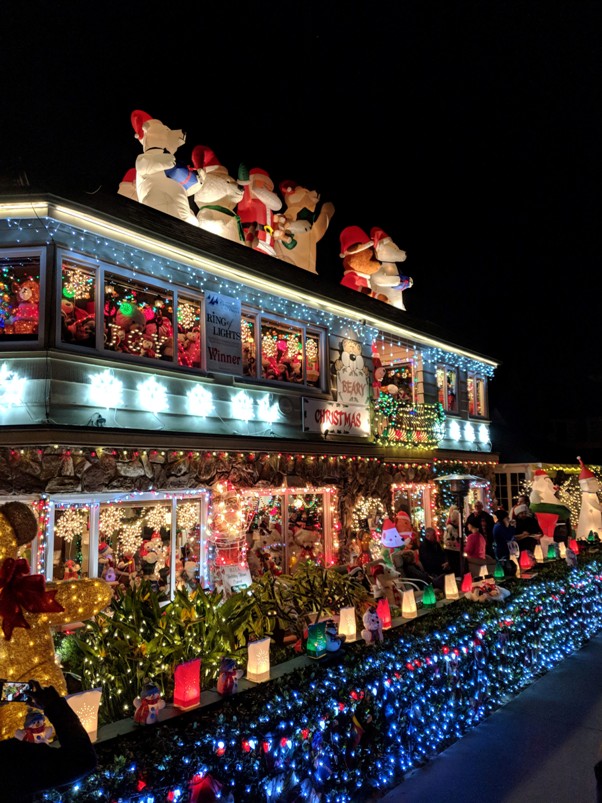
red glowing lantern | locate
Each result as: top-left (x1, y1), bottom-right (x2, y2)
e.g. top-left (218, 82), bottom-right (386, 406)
top-left (376, 597), bottom-right (392, 629)
top-left (173, 657), bottom-right (201, 710)
top-left (461, 572), bottom-right (473, 593)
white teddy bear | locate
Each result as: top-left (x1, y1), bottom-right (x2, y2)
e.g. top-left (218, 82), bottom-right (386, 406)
top-left (361, 606), bottom-right (383, 644)
top-left (131, 110), bottom-right (200, 226)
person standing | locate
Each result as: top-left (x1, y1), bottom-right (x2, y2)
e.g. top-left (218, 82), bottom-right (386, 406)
top-left (492, 510), bottom-right (517, 560)
top-left (465, 501), bottom-right (495, 557)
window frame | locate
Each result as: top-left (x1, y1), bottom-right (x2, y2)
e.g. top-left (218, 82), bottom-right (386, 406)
top-left (436, 363), bottom-right (459, 413)
top-left (0, 247), bottom-right (47, 349)
top-left (467, 371), bottom-right (488, 418)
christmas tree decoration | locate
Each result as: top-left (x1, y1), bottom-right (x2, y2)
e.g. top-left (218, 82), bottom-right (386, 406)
top-left (65, 688), bottom-right (102, 742)
top-left (173, 658), bottom-right (202, 710)
top-left (338, 606), bottom-right (358, 641)
top-left (246, 637), bottom-right (271, 683)
top-left (444, 573), bottom-right (460, 599)
top-left (306, 621), bottom-right (328, 659)
top-left (401, 589), bottom-right (417, 618)
top-left (133, 680), bottom-right (165, 725)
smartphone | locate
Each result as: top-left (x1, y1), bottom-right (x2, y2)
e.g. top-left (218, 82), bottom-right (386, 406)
top-left (0, 680), bottom-right (31, 702)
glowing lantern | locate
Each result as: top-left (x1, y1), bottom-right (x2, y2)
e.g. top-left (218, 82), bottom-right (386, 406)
top-left (520, 550), bottom-right (535, 570)
top-left (306, 621), bottom-right (327, 659)
top-left (401, 589), bottom-right (417, 619)
top-left (461, 572), bottom-right (473, 593)
top-left (376, 597), bottom-right (392, 629)
top-left (478, 564), bottom-right (489, 578)
top-left (338, 606), bottom-right (357, 641)
top-left (547, 543), bottom-right (558, 560)
top-left (569, 538), bottom-right (579, 554)
top-left (510, 555), bottom-right (521, 577)
top-left (66, 688), bottom-right (102, 742)
top-left (494, 562), bottom-right (505, 580)
top-left (559, 541), bottom-right (567, 558)
top-left (247, 637), bottom-right (271, 683)
top-left (173, 657), bottom-right (201, 710)
top-left (533, 544), bottom-right (544, 563)
top-left (444, 574), bottom-right (459, 600)
top-left (421, 584), bottom-right (437, 607)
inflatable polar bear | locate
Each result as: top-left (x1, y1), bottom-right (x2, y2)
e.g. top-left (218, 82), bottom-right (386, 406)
top-left (191, 145), bottom-right (245, 244)
top-left (131, 110), bottom-right (199, 226)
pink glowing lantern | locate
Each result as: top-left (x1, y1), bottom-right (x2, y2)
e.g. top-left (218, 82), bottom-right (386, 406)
top-left (173, 657), bottom-right (201, 710)
top-left (520, 550), bottom-right (535, 571)
top-left (569, 538), bottom-right (579, 554)
top-left (376, 597), bottom-right (392, 629)
top-left (461, 572), bottom-right (473, 593)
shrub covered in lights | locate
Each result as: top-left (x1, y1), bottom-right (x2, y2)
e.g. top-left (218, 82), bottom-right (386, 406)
top-left (43, 552), bottom-right (602, 803)
top-left (58, 564), bottom-right (369, 725)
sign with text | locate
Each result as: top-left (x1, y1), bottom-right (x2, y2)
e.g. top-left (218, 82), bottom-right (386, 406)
top-left (205, 292), bottom-right (243, 374)
top-left (303, 398), bottom-right (370, 437)
top-left (335, 346), bottom-right (369, 404)
top-left (218, 564), bottom-right (253, 597)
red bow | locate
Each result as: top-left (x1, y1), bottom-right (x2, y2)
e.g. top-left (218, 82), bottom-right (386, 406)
top-left (0, 558), bottom-right (64, 640)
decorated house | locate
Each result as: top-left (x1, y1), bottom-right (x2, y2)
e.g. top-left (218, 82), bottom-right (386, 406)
top-left (0, 176), bottom-right (499, 597)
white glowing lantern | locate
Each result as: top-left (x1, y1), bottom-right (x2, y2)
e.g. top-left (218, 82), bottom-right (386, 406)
top-left (559, 541), bottom-right (567, 558)
top-left (0, 363), bottom-right (26, 408)
top-left (187, 385), bottom-right (214, 417)
top-left (138, 377), bottom-right (169, 413)
top-left (478, 564), bottom-right (489, 578)
top-left (338, 606), bottom-right (357, 641)
top-left (232, 391), bottom-right (254, 422)
top-left (533, 544), bottom-right (544, 563)
top-left (464, 422), bottom-right (475, 442)
top-left (449, 420), bottom-right (461, 441)
top-left (510, 555), bottom-right (521, 577)
top-left (478, 424), bottom-right (489, 444)
top-left (66, 688), bottom-right (102, 742)
top-left (401, 589), bottom-right (417, 619)
top-left (257, 395), bottom-right (279, 424)
top-left (88, 369), bottom-right (124, 408)
top-left (444, 574), bottom-right (459, 599)
top-left (246, 637), bottom-right (271, 683)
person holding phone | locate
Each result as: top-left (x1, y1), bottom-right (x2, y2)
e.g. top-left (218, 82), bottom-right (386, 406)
top-left (0, 679), bottom-right (98, 802)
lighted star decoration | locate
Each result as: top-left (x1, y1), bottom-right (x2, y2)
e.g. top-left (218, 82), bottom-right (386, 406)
top-left (257, 395), bottom-right (279, 424)
top-left (117, 522), bottom-right (144, 555)
top-left (99, 506), bottom-right (124, 538)
top-left (145, 505), bottom-right (170, 533)
top-left (187, 385), bottom-right (214, 417)
top-left (88, 369), bottom-right (124, 408)
top-left (232, 391), bottom-right (254, 422)
top-left (177, 503), bottom-right (200, 533)
top-left (0, 362), bottom-right (26, 408)
top-left (54, 507), bottom-right (89, 544)
top-left (138, 377), bottom-right (168, 414)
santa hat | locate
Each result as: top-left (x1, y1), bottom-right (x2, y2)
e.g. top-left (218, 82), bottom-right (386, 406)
top-left (339, 225), bottom-right (373, 258)
top-left (98, 541), bottom-right (111, 554)
top-left (533, 469), bottom-right (548, 479)
top-left (191, 145), bottom-right (221, 171)
top-left (131, 110), bottom-right (152, 141)
top-left (381, 518), bottom-right (404, 548)
top-left (279, 179), bottom-right (298, 196)
top-left (248, 167), bottom-right (274, 190)
top-left (577, 456), bottom-right (595, 481)
top-left (370, 227), bottom-right (391, 248)
top-left (121, 168), bottom-right (136, 183)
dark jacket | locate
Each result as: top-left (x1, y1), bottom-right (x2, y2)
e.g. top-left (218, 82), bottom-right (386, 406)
top-left (0, 687), bottom-right (97, 802)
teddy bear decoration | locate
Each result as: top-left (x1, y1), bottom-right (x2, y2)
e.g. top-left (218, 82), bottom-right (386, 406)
top-left (0, 501), bottom-right (113, 740)
top-left (324, 619), bottom-right (346, 652)
top-left (361, 606), bottom-right (384, 644)
top-left (10, 278), bottom-right (40, 335)
top-left (133, 680), bottom-right (166, 725)
top-left (191, 145), bottom-right (245, 244)
top-left (273, 180), bottom-right (335, 273)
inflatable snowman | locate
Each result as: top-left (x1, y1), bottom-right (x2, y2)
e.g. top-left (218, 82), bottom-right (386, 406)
top-left (576, 456), bottom-right (602, 539)
top-left (529, 469), bottom-right (571, 538)
top-left (370, 227), bottom-right (414, 311)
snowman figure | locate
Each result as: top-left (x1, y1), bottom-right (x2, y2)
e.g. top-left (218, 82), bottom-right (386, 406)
top-left (576, 456), bottom-right (602, 540)
top-left (529, 469), bottom-right (571, 538)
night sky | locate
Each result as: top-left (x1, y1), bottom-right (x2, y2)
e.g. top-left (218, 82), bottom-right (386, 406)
top-left (1, 4), bottom-right (599, 456)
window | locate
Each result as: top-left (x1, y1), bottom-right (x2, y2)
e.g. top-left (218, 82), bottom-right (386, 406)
top-left (436, 365), bottom-right (458, 412)
top-left (60, 258), bottom-right (97, 349)
top-left (381, 363), bottom-right (413, 403)
top-left (0, 249), bottom-right (44, 343)
top-left (242, 310), bottom-right (324, 388)
top-left (467, 373), bottom-right (487, 417)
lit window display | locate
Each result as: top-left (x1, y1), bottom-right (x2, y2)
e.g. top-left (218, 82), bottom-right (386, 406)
top-left (436, 365), bottom-right (458, 412)
top-left (0, 251), bottom-right (42, 340)
top-left (53, 506), bottom-right (90, 580)
top-left (176, 298), bottom-right (203, 369)
top-left (60, 259), bottom-right (96, 348)
top-left (467, 373), bottom-right (487, 417)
